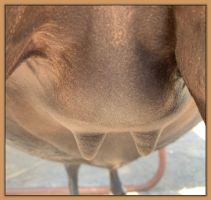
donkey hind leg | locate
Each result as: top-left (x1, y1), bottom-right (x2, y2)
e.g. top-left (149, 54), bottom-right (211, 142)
top-left (109, 169), bottom-right (126, 195)
top-left (64, 163), bottom-right (80, 195)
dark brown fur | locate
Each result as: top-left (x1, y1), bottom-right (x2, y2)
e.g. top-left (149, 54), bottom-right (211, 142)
top-left (6, 6), bottom-right (205, 194)
top-left (174, 6), bottom-right (206, 121)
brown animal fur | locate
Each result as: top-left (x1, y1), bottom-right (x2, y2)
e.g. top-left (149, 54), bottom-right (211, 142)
top-left (5, 6), bottom-right (205, 194)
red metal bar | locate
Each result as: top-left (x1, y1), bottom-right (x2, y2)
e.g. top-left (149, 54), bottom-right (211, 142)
top-left (6, 148), bottom-right (166, 195)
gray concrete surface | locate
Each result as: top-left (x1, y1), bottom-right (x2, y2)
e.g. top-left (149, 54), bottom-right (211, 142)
top-left (5, 122), bottom-right (206, 195)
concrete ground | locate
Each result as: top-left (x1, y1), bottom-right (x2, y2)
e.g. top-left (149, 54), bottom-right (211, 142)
top-left (5, 121), bottom-right (206, 195)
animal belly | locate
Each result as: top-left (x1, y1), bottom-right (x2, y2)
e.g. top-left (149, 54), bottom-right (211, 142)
top-left (6, 57), bottom-right (201, 166)
top-left (6, 86), bottom-right (200, 168)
